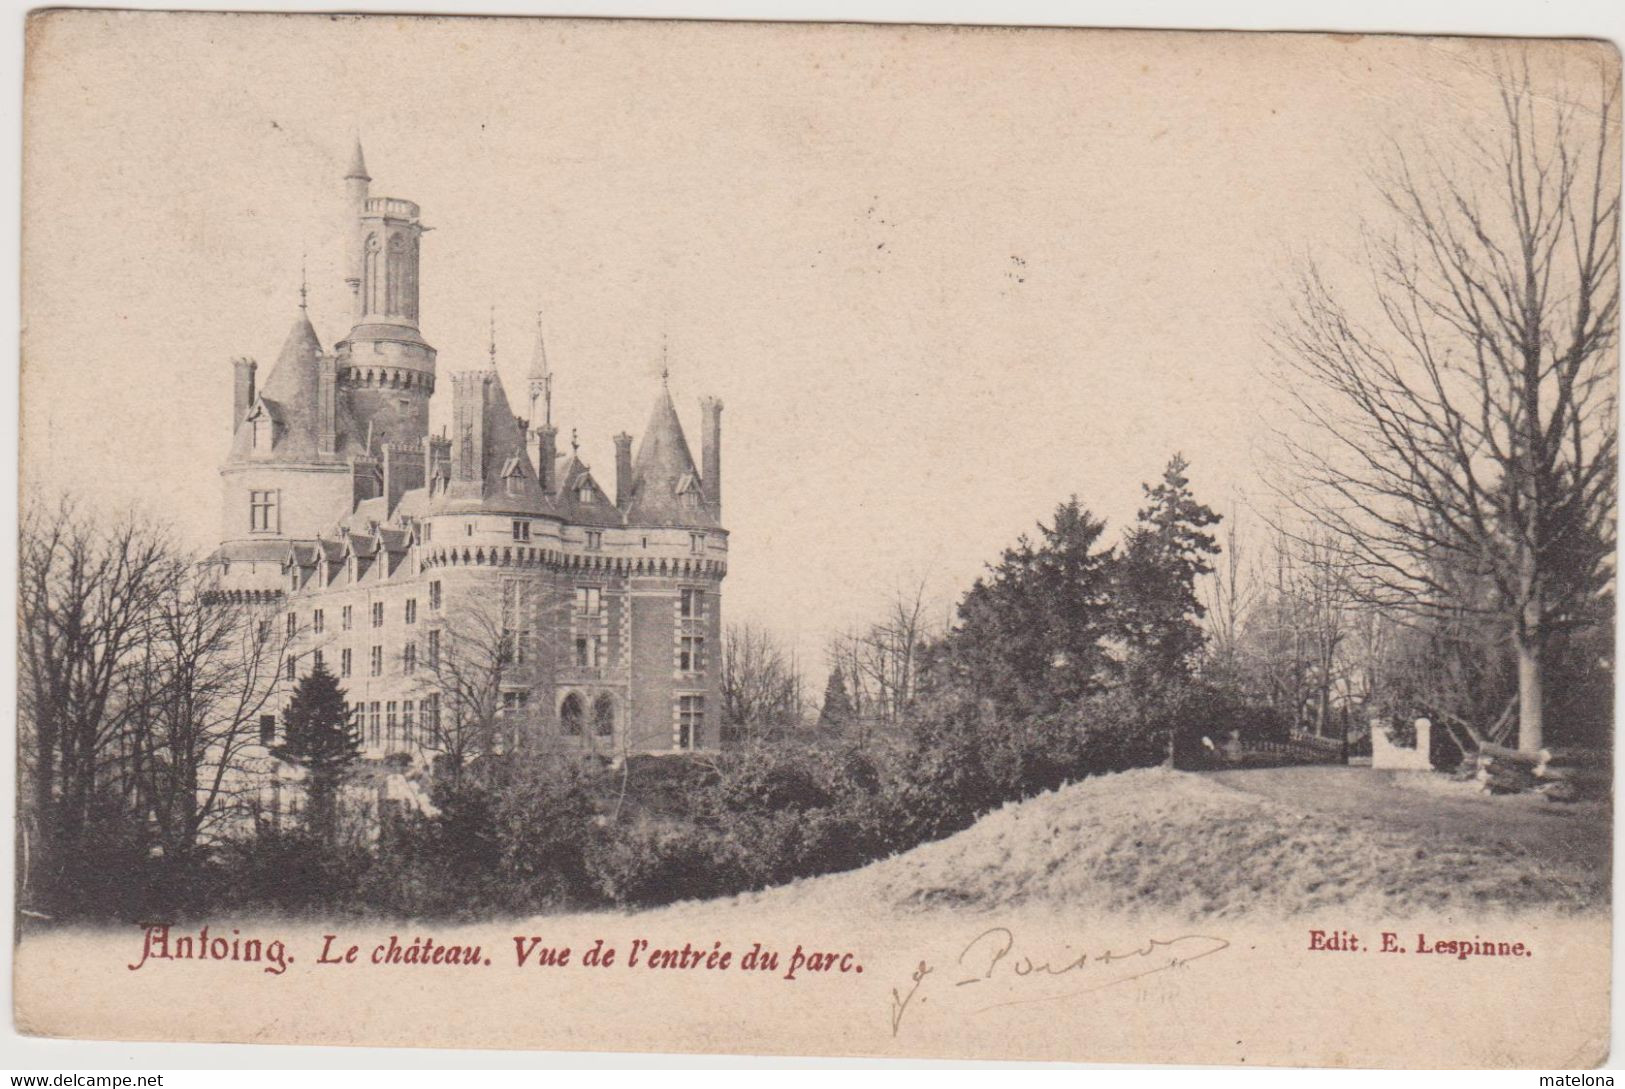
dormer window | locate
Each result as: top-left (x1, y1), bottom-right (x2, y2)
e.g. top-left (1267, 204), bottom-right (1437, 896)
top-left (251, 414), bottom-right (272, 453)
top-left (586, 530), bottom-right (603, 551)
top-left (690, 533), bottom-right (706, 555)
top-left (578, 483), bottom-right (594, 503)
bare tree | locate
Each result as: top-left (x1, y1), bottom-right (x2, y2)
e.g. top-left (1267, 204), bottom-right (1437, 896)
top-left (1274, 55), bottom-right (1619, 751)
top-left (127, 567), bottom-right (290, 865)
top-left (720, 621), bottom-right (803, 740)
top-left (411, 590), bottom-right (553, 786)
top-left (17, 499), bottom-right (175, 910)
top-left (1201, 507), bottom-right (1255, 687)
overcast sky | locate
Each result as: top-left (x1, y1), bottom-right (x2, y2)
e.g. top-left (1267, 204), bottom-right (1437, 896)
top-left (22, 14), bottom-right (1555, 668)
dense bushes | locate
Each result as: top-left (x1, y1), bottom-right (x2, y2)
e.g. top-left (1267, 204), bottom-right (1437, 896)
top-left (28, 681), bottom-right (1283, 923)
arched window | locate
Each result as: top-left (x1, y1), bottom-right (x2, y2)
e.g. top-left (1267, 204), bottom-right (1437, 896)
top-left (363, 233), bottom-right (381, 315)
top-left (386, 234), bottom-right (406, 315)
top-left (560, 693), bottom-right (583, 736)
top-left (593, 694), bottom-right (615, 738)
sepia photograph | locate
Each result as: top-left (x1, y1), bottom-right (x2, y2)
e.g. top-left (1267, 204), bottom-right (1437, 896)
top-left (10, 8), bottom-right (1621, 1069)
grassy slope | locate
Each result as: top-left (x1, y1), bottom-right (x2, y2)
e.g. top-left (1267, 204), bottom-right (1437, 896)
top-left (754, 767), bottom-right (1608, 919)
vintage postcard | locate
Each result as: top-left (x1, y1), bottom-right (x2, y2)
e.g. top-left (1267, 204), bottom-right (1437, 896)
top-left (14, 11), bottom-right (1619, 1067)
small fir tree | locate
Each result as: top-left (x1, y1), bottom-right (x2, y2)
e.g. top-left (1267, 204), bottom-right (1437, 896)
top-left (1114, 453), bottom-right (1223, 679)
top-left (818, 666), bottom-right (855, 730)
top-left (273, 662), bottom-right (361, 844)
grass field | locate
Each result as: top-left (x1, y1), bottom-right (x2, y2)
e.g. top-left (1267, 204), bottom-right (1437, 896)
top-left (747, 766), bottom-right (1610, 919)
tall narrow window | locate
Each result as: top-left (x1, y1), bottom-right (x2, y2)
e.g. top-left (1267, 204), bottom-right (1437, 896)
top-left (427, 629), bottom-right (440, 668)
top-left (586, 530), bottom-right (603, 551)
top-left (363, 233), bottom-right (381, 314)
top-left (678, 696), bottom-right (705, 750)
top-left (370, 645), bottom-right (383, 676)
top-left (593, 695), bottom-right (615, 739)
top-left (312, 649), bottom-right (324, 674)
top-left (680, 588), bottom-right (702, 619)
top-left (312, 608), bottom-right (324, 634)
top-left (405, 598), bottom-right (417, 624)
top-left (574, 635), bottom-right (600, 669)
top-left (371, 602), bottom-right (384, 628)
top-left (680, 636), bottom-right (705, 673)
top-left (368, 702), bottom-right (381, 746)
top-left (429, 581), bottom-right (442, 610)
top-left (574, 586), bottom-right (602, 616)
top-left (401, 700), bottom-right (415, 743)
top-left (386, 701), bottom-right (397, 743)
top-left (286, 611), bottom-right (297, 638)
top-left (259, 715), bottom-right (276, 746)
top-left (403, 642), bottom-right (416, 674)
top-left (342, 605), bottom-right (353, 631)
top-left (690, 533), bottom-right (706, 555)
top-left (341, 648), bottom-right (352, 678)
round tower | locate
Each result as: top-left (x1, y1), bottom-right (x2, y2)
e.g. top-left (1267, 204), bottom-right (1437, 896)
top-left (336, 142), bottom-right (436, 453)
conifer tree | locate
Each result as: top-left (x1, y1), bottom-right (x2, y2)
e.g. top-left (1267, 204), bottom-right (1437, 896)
top-left (273, 662), bottom-right (361, 844)
top-left (1114, 454), bottom-right (1223, 680)
top-left (818, 666), bottom-right (854, 729)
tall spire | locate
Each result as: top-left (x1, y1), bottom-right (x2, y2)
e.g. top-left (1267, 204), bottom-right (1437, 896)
top-left (528, 308), bottom-right (553, 427)
top-left (487, 304), bottom-right (498, 366)
top-left (346, 136), bottom-right (370, 182)
top-left (298, 252), bottom-right (308, 311)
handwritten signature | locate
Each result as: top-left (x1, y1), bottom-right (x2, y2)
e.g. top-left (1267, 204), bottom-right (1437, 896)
top-left (890, 928), bottom-right (1230, 1035)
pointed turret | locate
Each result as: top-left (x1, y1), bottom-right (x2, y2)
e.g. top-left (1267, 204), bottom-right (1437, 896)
top-left (345, 136), bottom-right (370, 182)
top-left (527, 309), bottom-right (552, 427)
top-left (623, 379), bottom-right (717, 528)
top-left (229, 308), bottom-right (348, 462)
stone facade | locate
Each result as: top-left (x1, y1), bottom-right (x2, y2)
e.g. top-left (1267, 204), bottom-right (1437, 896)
top-left (211, 141), bottom-right (727, 768)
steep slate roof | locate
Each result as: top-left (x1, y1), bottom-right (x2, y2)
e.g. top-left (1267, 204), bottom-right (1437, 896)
top-left (228, 310), bottom-right (363, 463)
top-left (622, 385), bottom-right (718, 528)
top-left (554, 454), bottom-right (624, 527)
top-left (434, 367), bottom-right (557, 517)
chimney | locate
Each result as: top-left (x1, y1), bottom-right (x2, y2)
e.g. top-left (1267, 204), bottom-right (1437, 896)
top-left (613, 432), bottom-right (634, 508)
top-left (700, 397), bottom-right (723, 518)
top-left (232, 357), bottom-right (256, 432)
top-left (536, 424), bottom-right (558, 494)
top-left (425, 434), bottom-right (452, 492)
top-left (381, 442), bottom-right (424, 514)
top-left (452, 372), bottom-right (488, 483)
top-left (317, 355), bottom-right (338, 455)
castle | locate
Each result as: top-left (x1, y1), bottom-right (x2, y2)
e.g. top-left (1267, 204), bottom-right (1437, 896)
top-left (211, 141), bottom-right (727, 765)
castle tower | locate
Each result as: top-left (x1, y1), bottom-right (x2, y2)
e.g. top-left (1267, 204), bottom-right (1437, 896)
top-left (335, 141), bottom-right (436, 454)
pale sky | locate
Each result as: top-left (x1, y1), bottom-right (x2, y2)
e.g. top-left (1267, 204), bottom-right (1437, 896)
top-left (21, 14), bottom-right (1555, 669)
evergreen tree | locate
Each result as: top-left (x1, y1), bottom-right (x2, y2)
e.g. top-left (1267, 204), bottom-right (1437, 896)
top-left (942, 496), bottom-right (1117, 712)
top-left (817, 666), bottom-right (854, 729)
top-left (273, 662), bottom-right (361, 844)
top-left (1114, 454), bottom-right (1222, 680)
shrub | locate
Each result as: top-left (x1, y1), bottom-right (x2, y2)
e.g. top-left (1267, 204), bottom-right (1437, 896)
top-left (217, 828), bottom-right (371, 915)
top-left (586, 820), bottom-right (753, 907)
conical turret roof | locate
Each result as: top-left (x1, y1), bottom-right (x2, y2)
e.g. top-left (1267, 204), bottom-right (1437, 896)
top-left (623, 383), bottom-right (718, 528)
top-left (229, 310), bottom-right (356, 462)
top-left (346, 137), bottom-right (370, 181)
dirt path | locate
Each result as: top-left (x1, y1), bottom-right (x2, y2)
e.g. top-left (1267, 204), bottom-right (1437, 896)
top-left (1206, 765), bottom-right (1611, 874)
